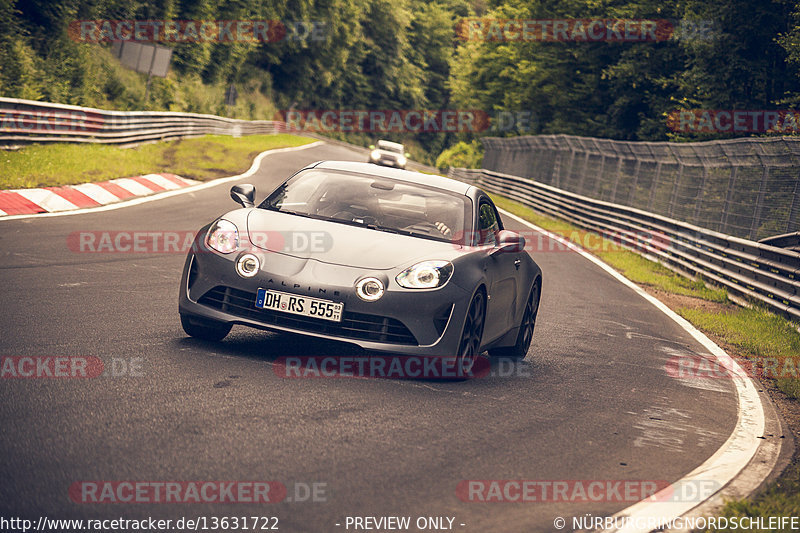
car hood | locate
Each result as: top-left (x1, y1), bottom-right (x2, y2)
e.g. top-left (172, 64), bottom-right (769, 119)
top-left (246, 209), bottom-right (459, 269)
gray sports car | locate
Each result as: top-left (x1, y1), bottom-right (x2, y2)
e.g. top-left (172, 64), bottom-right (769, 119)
top-left (178, 161), bottom-right (542, 373)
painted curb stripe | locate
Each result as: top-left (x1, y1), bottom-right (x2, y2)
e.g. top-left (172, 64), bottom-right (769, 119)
top-left (140, 173), bottom-right (183, 190)
top-left (0, 173), bottom-right (202, 216)
top-left (14, 189), bottom-right (79, 212)
top-left (45, 186), bottom-right (100, 209)
top-left (0, 190), bottom-right (45, 215)
top-left (71, 183), bottom-right (124, 205)
top-left (129, 175), bottom-right (167, 192)
top-left (159, 173), bottom-right (196, 187)
top-left (95, 181), bottom-right (136, 200)
top-left (112, 177), bottom-right (160, 196)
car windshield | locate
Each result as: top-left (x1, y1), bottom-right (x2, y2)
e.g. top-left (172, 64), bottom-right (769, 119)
top-left (260, 170), bottom-right (469, 243)
top-left (377, 142), bottom-right (403, 154)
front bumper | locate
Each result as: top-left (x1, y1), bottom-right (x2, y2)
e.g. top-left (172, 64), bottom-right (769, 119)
top-left (179, 250), bottom-right (473, 356)
top-left (368, 156), bottom-right (405, 169)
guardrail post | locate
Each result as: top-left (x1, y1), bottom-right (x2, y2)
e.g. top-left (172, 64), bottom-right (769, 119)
top-left (668, 163), bottom-right (684, 219)
top-left (611, 158), bottom-right (624, 203)
top-left (692, 166), bottom-right (709, 226)
top-left (565, 147), bottom-right (577, 191)
top-left (648, 161), bottom-right (662, 211)
top-left (628, 159), bottom-right (642, 206)
top-left (721, 166), bottom-right (738, 234)
top-left (749, 166), bottom-right (770, 240)
top-left (789, 179), bottom-right (800, 233)
top-left (577, 151), bottom-right (591, 195)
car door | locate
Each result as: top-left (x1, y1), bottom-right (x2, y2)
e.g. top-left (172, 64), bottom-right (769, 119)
top-left (476, 197), bottom-right (519, 342)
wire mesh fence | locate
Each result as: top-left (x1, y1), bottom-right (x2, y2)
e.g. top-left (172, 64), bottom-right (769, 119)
top-left (481, 135), bottom-right (800, 241)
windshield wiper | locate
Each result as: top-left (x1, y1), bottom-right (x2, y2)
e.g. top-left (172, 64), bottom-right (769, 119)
top-left (370, 224), bottom-right (447, 242)
top-left (269, 207), bottom-right (313, 219)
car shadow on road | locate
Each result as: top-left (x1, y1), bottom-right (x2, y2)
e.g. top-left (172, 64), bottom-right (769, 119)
top-left (173, 327), bottom-right (542, 384)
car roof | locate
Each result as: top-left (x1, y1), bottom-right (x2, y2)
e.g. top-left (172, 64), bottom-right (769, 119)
top-left (376, 140), bottom-right (404, 150)
top-left (311, 161), bottom-right (472, 196)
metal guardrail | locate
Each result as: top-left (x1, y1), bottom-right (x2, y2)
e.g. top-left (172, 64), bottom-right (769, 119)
top-left (0, 97), bottom-right (284, 146)
top-left (0, 97), bottom-right (441, 173)
top-left (761, 232), bottom-right (800, 251)
top-left (449, 167), bottom-right (800, 323)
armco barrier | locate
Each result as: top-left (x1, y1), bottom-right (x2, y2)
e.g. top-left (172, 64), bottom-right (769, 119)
top-left (449, 167), bottom-right (800, 322)
top-left (0, 97), bottom-right (440, 173)
top-left (0, 97), bottom-right (283, 146)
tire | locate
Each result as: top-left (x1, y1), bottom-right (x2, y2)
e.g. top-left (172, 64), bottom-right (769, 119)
top-left (456, 290), bottom-right (487, 376)
top-left (180, 314), bottom-right (232, 341)
top-left (490, 279), bottom-right (540, 360)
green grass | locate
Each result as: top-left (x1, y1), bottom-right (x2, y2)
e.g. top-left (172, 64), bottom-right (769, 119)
top-left (491, 192), bottom-right (800, 528)
top-left (704, 460), bottom-right (800, 532)
top-left (595, 252), bottom-right (729, 303)
top-left (0, 134), bottom-right (315, 189)
top-left (680, 306), bottom-right (800, 399)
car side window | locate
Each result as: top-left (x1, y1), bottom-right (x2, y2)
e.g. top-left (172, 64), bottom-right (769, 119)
top-left (478, 200), bottom-right (500, 245)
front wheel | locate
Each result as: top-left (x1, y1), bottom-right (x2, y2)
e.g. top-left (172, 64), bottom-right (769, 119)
top-left (490, 279), bottom-right (540, 360)
top-left (180, 314), bottom-right (232, 341)
top-left (456, 290), bottom-right (487, 376)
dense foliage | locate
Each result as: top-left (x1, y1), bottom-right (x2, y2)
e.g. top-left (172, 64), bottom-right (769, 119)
top-left (3, 0), bottom-right (800, 162)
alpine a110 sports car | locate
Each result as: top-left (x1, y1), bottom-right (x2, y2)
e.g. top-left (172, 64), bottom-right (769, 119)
top-left (178, 161), bottom-right (542, 372)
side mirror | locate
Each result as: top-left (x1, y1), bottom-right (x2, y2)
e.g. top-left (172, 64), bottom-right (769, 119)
top-left (490, 230), bottom-right (525, 256)
top-left (369, 144), bottom-right (375, 149)
top-left (230, 184), bottom-right (255, 208)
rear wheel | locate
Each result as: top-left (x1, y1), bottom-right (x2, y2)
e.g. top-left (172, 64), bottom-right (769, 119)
top-left (490, 279), bottom-right (540, 360)
top-left (456, 291), bottom-right (486, 376)
top-left (180, 314), bottom-right (232, 342)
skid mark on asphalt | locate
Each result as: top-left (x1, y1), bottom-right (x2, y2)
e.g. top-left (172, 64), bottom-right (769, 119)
top-left (660, 345), bottom-right (732, 393)
top-left (630, 401), bottom-right (721, 453)
top-left (596, 318), bottom-right (693, 347)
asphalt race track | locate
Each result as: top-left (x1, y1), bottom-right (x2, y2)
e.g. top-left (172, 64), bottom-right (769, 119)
top-left (0, 142), bottom-right (740, 532)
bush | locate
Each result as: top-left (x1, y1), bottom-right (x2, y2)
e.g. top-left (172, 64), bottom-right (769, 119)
top-left (435, 140), bottom-right (484, 171)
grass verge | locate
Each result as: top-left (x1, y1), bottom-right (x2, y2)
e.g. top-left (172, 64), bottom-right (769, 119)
top-left (491, 193), bottom-right (800, 529)
top-left (0, 134), bottom-right (315, 189)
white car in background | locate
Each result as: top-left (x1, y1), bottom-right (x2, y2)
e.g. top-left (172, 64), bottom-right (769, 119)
top-left (368, 140), bottom-right (410, 169)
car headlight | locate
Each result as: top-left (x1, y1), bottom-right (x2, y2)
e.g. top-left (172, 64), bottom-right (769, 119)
top-left (206, 219), bottom-right (239, 254)
top-left (236, 253), bottom-right (260, 277)
top-left (355, 277), bottom-right (385, 301)
top-left (397, 155), bottom-right (407, 166)
top-left (370, 150), bottom-right (380, 160)
top-left (396, 260), bottom-right (453, 289)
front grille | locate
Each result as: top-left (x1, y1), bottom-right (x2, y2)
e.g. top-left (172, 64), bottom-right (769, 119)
top-left (198, 286), bottom-right (418, 345)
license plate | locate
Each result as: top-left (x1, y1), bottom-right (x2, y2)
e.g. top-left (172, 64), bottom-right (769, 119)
top-left (255, 289), bottom-right (343, 322)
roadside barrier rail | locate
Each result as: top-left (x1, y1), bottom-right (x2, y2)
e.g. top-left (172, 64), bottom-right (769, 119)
top-left (449, 167), bottom-right (800, 322)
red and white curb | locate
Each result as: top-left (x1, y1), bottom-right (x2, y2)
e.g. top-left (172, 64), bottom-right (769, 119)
top-left (0, 173), bottom-right (198, 216)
